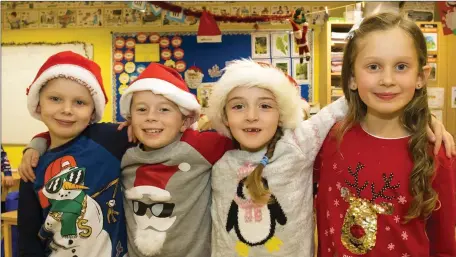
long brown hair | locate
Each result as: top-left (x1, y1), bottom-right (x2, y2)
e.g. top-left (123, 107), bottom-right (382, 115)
top-left (244, 127), bottom-right (283, 205)
top-left (337, 12), bottom-right (436, 222)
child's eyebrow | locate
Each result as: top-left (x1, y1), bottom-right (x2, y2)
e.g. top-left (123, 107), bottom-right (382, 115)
top-left (227, 96), bottom-right (244, 103)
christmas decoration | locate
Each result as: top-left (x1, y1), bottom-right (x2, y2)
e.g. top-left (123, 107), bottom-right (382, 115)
top-left (197, 10), bottom-right (222, 43)
top-left (289, 7), bottom-right (311, 63)
top-left (185, 66), bottom-right (204, 89)
top-left (437, 2), bottom-right (456, 35)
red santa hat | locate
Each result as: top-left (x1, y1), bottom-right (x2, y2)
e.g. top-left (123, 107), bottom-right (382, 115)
top-left (120, 63), bottom-right (201, 125)
top-left (26, 51), bottom-right (107, 123)
top-left (197, 10), bottom-right (222, 43)
top-left (207, 59), bottom-right (303, 138)
top-left (125, 164), bottom-right (182, 201)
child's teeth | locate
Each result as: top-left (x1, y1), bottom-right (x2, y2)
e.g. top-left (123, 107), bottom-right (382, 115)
top-left (145, 129), bottom-right (161, 133)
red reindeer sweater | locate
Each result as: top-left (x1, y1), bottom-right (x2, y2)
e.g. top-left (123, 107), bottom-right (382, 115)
top-left (314, 124), bottom-right (456, 257)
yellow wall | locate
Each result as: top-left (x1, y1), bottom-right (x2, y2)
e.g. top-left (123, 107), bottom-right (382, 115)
top-left (1, 1), bottom-right (351, 168)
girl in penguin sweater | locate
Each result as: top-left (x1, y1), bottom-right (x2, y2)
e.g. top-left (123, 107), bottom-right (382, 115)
top-left (206, 59), bottom-right (349, 257)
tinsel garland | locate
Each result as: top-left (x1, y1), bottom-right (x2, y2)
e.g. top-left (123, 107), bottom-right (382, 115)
top-left (153, 1), bottom-right (292, 23)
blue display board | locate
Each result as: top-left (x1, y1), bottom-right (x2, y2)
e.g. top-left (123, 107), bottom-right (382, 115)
top-left (112, 32), bottom-right (313, 122)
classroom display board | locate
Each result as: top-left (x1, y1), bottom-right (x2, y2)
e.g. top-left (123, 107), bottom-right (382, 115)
top-left (1, 42), bottom-right (93, 144)
top-left (112, 31), bottom-right (314, 122)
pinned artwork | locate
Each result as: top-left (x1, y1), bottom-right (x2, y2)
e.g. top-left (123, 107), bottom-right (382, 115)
top-left (77, 8), bottom-right (103, 27)
top-left (271, 32), bottom-right (290, 58)
top-left (251, 33), bottom-right (271, 59)
top-left (185, 66), bottom-right (205, 89)
top-left (57, 9), bottom-right (77, 28)
top-left (104, 8), bottom-right (123, 27)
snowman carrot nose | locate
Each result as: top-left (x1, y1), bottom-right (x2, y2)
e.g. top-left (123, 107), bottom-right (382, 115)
top-left (63, 181), bottom-right (89, 190)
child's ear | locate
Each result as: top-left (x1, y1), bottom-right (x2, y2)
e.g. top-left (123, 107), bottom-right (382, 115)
top-left (349, 77), bottom-right (357, 90)
top-left (417, 65), bottom-right (431, 89)
top-left (181, 116), bottom-right (194, 132)
top-left (36, 104), bottom-right (41, 114)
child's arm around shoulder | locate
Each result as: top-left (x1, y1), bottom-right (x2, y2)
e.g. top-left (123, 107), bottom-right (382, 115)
top-left (18, 180), bottom-right (46, 256)
top-left (182, 129), bottom-right (234, 165)
top-left (20, 123), bottom-right (134, 181)
top-left (293, 97), bottom-right (348, 161)
top-left (87, 122), bottom-right (135, 160)
top-left (427, 149), bottom-right (456, 257)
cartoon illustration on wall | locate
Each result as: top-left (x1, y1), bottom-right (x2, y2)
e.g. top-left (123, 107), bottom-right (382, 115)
top-left (38, 155), bottom-right (116, 257)
top-left (226, 163), bottom-right (287, 257)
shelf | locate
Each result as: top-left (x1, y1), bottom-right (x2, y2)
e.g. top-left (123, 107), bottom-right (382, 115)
top-left (330, 22), bottom-right (354, 29)
top-left (331, 72), bottom-right (341, 76)
top-left (331, 41), bottom-right (347, 47)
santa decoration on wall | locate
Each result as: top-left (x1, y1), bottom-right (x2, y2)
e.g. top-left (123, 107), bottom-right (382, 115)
top-left (289, 7), bottom-right (311, 63)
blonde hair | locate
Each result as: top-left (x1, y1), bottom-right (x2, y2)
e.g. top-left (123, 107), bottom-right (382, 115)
top-left (244, 127), bottom-right (283, 205)
top-left (337, 12), bottom-right (436, 222)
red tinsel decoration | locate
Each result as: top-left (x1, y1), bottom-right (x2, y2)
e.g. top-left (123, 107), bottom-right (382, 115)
top-left (153, 1), bottom-right (292, 23)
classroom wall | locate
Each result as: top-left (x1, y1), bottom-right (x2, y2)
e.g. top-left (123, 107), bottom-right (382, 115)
top-left (443, 34), bottom-right (456, 137)
top-left (0, 1), bottom-right (397, 168)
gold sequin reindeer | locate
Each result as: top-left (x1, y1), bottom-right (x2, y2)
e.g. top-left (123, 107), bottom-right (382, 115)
top-left (340, 162), bottom-right (400, 254)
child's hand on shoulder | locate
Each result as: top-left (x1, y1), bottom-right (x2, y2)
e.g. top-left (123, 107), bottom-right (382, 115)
top-left (18, 148), bottom-right (39, 182)
top-left (427, 117), bottom-right (456, 158)
top-left (117, 119), bottom-right (137, 143)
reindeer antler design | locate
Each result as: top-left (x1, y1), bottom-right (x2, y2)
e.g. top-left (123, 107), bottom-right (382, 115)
top-left (345, 162), bottom-right (368, 197)
top-left (370, 173), bottom-right (400, 203)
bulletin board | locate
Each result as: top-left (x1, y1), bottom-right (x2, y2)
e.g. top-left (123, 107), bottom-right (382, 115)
top-left (1, 42), bottom-right (93, 144)
top-left (112, 31), bottom-right (314, 122)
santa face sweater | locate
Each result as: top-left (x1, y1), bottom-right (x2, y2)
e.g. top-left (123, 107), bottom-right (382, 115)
top-left (19, 123), bottom-right (131, 257)
top-left (120, 129), bottom-right (233, 257)
top-left (314, 124), bottom-right (456, 257)
top-left (210, 97), bottom-right (348, 257)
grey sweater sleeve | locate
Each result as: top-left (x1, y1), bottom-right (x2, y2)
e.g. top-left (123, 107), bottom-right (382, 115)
top-left (25, 137), bottom-right (49, 156)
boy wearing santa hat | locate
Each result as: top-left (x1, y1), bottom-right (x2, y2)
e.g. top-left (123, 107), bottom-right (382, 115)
top-left (117, 63), bottom-right (233, 257)
top-left (18, 51), bottom-right (130, 257)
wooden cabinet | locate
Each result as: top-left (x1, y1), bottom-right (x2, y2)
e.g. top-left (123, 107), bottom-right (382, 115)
top-left (318, 21), bottom-right (353, 107)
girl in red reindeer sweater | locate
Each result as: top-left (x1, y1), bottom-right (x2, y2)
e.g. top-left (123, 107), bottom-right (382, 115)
top-left (314, 13), bottom-right (456, 257)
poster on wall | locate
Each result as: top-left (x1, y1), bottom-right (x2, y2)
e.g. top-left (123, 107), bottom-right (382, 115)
top-left (292, 58), bottom-right (309, 83)
top-left (39, 10), bottom-right (57, 28)
top-left (77, 9), bottom-right (103, 27)
top-left (122, 8), bottom-right (143, 27)
top-left (271, 32), bottom-right (290, 58)
top-left (4, 10), bottom-right (40, 29)
top-left (420, 24), bottom-right (438, 51)
top-left (251, 33), bottom-right (271, 59)
top-left (57, 9), bottom-right (77, 28)
top-left (272, 58), bottom-right (291, 76)
top-left (437, 1), bottom-right (456, 35)
top-left (427, 87), bottom-right (444, 109)
top-left (104, 8), bottom-right (123, 26)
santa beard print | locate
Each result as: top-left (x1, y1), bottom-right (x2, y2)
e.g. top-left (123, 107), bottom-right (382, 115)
top-left (134, 229), bottom-right (167, 256)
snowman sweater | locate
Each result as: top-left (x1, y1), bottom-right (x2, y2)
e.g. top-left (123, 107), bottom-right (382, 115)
top-left (120, 129), bottom-right (233, 257)
top-left (18, 123), bottom-right (132, 257)
top-left (314, 124), bottom-right (456, 257)
top-left (210, 97), bottom-right (348, 257)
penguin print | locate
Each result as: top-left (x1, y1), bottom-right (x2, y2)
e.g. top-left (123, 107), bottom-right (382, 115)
top-left (226, 177), bottom-right (287, 257)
